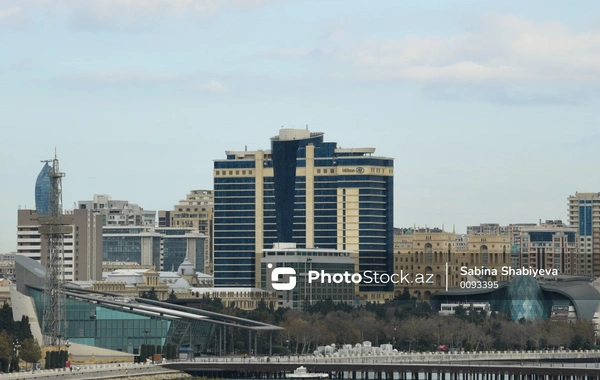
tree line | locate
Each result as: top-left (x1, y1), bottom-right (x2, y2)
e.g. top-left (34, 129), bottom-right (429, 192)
top-left (0, 303), bottom-right (42, 372)
top-left (179, 293), bottom-right (596, 355)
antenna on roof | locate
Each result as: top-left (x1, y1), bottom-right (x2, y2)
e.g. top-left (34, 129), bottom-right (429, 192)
top-left (306, 124), bottom-right (308, 130)
top-left (245, 145), bottom-right (247, 151)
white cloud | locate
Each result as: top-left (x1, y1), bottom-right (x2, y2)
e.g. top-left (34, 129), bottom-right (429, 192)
top-left (338, 13), bottom-right (600, 84)
top-left (194, 80), bottom-right (228, 93)
top-left (0, 6), bottom-right (24, 26)
top-left (0, 0), bottom-right (278, 30)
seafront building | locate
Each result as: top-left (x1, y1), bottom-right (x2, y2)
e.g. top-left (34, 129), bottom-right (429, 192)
top-left (260, 242), bottom-right (357, 309)
top-left (11, 255), bottom-right (282, 356)
top-left (433, 274), bottom-right (600, 326)
top-left (16, 209), bottom-right (102, 282)
top-left (568, 192), bottom-right (600, 277)
top-left (78, 194), bottom-right (156, 226)
top-left (213, 128), bottom-right (394, 299)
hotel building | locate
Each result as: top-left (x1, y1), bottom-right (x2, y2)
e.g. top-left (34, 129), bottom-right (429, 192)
top-left (213, 128), bottom-right (394, 293)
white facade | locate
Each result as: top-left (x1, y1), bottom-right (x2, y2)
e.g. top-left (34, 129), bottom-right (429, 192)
top-left (79, 194), bottom-right (156, 226)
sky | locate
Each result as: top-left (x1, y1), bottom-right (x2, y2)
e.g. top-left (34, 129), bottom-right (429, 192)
top-left (1, 0), bottom-right (600, 253)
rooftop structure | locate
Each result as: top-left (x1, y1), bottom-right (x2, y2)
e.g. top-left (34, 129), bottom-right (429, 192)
top-left (78, 194), bottom-right (156, 226)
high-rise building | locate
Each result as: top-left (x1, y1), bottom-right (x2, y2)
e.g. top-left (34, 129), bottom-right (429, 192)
top-left (568, 192), bottom-right (600, 276)
top-left (170, 190), bottom-right (214, 274)
top-left (78, 194), bottom-right (156, 226)
top-left (34, 162), bottom-right (52, 215)
top-left (213, 128), bottom-right (394, 292)
top-left (17, 209), bottom-right (102, 281)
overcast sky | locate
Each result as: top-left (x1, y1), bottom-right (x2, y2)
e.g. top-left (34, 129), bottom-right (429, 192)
top-left (1, 0), bottom-right (600, 253)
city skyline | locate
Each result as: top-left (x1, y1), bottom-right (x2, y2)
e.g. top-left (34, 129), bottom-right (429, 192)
top-left (2, 0), bottom-right (600, 253)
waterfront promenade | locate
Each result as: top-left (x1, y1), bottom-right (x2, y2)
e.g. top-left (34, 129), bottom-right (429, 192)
top-left (0, 362), bottom-right (181, 380)
top-left (164, 351), bottom-right (600, 379)
top-left (2, 351), bottom-right (600, 379)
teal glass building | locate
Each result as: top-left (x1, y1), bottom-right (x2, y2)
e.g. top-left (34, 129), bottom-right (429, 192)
top-left (30, 288), bottom-right (213, 354)
top-left (14, 255), bottom-right (283, 356)
top-left (431, 275), bottom-right (600, 322)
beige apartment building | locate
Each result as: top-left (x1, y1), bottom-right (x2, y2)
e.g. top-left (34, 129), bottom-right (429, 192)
top-left (17, 209), bottom-right (102, 281)
top-left (568, 192), bottom-right (600, 277)
top-left (393, 228), bottom-right (511, 300)
top-left (169, 190), bottom-right (214, 275)
top-left (519, 220), bottom-right (578, 275)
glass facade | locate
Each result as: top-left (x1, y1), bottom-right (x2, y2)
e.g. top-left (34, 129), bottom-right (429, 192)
top-left (163, 237), bottom-right (189, 272)
top-left (579, 202), bottom-right (592, 236)
top-left (214, 131), bottom-right (394, 290)
top-left (103, 236), bottom-right (145, 263)
top-left (261, 254), bottom-right (356, 309)
top-left (502, 275), bottom-right (547, 321)
top-left (103, 228), bottom-right (205, 271)
top-left (213, 175), bottom-right (256, 286)
top-left (31, 289), bottom-right (215, 354)
top-left (35, 162), bottom-right (52, 215)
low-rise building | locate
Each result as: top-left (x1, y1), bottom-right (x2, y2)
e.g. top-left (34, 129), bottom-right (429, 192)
top-left (189, 287), bottom-right (278, 310)
top-left (260, 242), bottom-right (358, 310)
top-left (394, 227), bottom-right (511, 300)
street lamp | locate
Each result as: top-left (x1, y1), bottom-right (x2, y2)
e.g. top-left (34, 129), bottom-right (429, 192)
top-left (392, 324), bottom-right (397, 348)
top-left (13, 339), bottom-right (20, 356)
top-left (13, 339), bottom-right (21, 372)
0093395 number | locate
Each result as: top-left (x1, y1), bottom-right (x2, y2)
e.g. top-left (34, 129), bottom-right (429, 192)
top-left (459, 281), bottom-right (499, 289)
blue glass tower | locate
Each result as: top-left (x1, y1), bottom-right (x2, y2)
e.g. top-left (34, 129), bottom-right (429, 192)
top-left (214, 129), bottom-right (394, 291)
top-left (35, 162), bottom-right (52, 215)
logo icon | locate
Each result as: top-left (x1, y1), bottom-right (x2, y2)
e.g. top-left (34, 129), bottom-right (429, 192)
top-left (356, 167), bottom-right (365, 174)
top-left (268, 263), bottom-right (297, 290)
